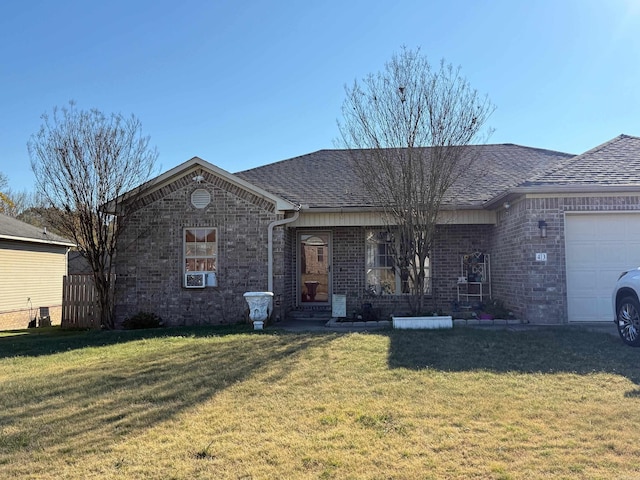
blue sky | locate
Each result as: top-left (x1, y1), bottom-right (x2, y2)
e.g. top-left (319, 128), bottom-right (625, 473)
top-left (2, 0), bottom-right (640, 192)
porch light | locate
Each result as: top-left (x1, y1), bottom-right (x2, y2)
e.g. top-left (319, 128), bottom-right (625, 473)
top-left (538, 220), bottom-right (547, 238)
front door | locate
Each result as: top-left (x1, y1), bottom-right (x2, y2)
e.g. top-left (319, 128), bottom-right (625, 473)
top-left (298, 232), bottom-right (331, 306)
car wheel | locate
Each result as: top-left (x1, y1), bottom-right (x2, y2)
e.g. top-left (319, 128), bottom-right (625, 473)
top-left (617, 296), bottom-right (640, 347)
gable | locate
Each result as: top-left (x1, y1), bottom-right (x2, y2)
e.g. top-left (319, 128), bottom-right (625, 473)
top-left (111, 157), bottom-right (297, 215)
top-left (131, 166), bottom-right (280, 214)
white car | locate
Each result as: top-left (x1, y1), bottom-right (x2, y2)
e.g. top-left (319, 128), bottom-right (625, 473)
top-left (613, 268), bottom-right (640, 346)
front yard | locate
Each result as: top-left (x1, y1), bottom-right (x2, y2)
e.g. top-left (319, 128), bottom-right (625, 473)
top-left (0, 325), bottom-right (638, 479)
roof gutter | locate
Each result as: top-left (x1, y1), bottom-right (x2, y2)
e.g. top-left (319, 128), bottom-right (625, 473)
top-left (483, 184), bottom-right (640, 210)
top-left (0, 234), bottom-right (76, 247)
top-left (291, 204), bottom-right (487, 215)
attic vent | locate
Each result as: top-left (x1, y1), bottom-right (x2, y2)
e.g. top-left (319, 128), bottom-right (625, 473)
top-left (191, 189), bottom-right (211, 209)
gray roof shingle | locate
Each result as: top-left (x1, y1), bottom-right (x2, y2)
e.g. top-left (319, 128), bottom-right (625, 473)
top-left (235, 144), bottom-right (575, 208)
top-left (523, 134), bottom-right (640, 187)
top-left (0, 213), bottom-right (74, 246)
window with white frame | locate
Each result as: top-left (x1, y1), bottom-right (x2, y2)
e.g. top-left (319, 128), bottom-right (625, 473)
top-left (184, 228), bottom-right (217, 287)
top-left (365, 229), bottom-right (430, 295)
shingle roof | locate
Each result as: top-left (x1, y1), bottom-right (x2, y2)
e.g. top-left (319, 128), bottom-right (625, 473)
top-left (0, 213), bottom-right (74, 246)
top-left (523, 134), bottom-right (640, 186)
top-left (235, 144), bottom-right (575, 208)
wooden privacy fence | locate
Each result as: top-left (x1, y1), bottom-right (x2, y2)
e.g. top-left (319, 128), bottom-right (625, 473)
top-left (62, 274), bottom-right (114, 329)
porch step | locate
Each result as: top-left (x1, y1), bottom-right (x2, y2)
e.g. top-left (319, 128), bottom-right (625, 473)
top-left (286, 309), bottom-right (333, 321)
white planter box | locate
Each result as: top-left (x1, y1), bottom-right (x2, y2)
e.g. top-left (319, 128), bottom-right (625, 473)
top-left (392, 315), bottom-right (453, 330)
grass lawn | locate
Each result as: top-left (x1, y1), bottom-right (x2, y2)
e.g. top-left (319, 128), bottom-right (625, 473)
top-left (0, 324), bottom-right (639, 479)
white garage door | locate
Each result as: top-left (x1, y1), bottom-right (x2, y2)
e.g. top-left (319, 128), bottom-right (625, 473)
top-left (565, 212), bottom-right (640, 322)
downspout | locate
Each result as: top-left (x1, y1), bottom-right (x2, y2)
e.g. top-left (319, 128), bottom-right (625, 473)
top-left (267, 205), bottom-right (301, 292)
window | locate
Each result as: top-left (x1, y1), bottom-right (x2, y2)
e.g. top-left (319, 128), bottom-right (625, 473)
top-left (365, 230), bottom-right (430, 295)
top-left (184, 228), bottom-right (217, 287)
top-left (317, 246), bottom-right (324, 263)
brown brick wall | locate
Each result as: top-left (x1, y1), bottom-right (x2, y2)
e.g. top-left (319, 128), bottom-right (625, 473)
top-left (332, 226), bottom-right (367, 315)
top-left (298, 225), bottom-right (493, 320)
top-left (114, 174), bottom-right (282, 327)
top-left (490, 198), bottom-right (548, 322)
top-left (490, 194), bottom-right (640, 324)
top-left (115, 181), bottom-right (640, 327)
top-left (280, 227), bottom-right (295, 316)
top-left (432, 224), bottom-right (493, 312)
top-left (271, 224), bottom-right (292, 322)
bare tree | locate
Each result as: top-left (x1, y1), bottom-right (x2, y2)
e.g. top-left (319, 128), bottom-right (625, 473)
top-left (0, 172), bottom-right (16, 215)
top-left (28, 102), bottom-right (158, 329)
top-left (2, 188), bottom-right (41, 218)
top-left (0, 172), bottom-right (40, 218)
top-left (17, 203), bottom-right (66, 236)
top-left (338, 47), bottom-right (494, 315)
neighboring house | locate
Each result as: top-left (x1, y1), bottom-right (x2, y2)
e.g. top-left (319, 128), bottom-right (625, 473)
top-left (111, 134), bottom-right (640, 327)
top-left (0, 213), bottom-right (75, 329)
top-left (68, 249), bottom-right (93, 274)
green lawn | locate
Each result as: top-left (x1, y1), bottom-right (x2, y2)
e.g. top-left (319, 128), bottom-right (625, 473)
top-left (0, 325), bottom-right (639, 479)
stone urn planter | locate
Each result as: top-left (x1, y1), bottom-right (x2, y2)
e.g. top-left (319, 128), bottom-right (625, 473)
top-left (392, 315), bottom-right (453, 330)
top-left (243, 292), bottom-right (274, 330)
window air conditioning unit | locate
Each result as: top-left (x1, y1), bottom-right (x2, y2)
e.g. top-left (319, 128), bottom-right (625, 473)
top-left (185, 272), bottom-right (206, 288)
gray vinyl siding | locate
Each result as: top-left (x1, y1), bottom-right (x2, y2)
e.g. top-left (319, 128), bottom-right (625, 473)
top-left (0, 240), bottom-right (68, 313)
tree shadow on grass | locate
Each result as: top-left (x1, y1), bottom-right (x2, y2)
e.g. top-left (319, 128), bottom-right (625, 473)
top-left (0, 328), bottom-right (333, 459)
top-left (0, 324), bottom-right (254, 359)
top-left (387, 327), bottom-right (640, 387)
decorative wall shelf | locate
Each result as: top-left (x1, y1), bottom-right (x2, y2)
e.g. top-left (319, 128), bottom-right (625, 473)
top-left (457, 252), bottom-right (491, 306)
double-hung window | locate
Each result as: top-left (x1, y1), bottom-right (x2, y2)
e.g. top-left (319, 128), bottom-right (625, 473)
top-left (184, 228), bottom-right (217, 287)
top-left (365, 229), bottom-right (430, 295)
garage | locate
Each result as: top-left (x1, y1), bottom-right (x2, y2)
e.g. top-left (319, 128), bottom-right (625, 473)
top-left (565, 212), bottom-right (640, 322)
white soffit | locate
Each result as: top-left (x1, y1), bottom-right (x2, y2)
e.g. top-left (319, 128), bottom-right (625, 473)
top-left (289, 209), bottom-right (496, 227)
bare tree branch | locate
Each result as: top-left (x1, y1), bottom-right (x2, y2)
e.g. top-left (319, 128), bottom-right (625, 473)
top-left (337, 47), bottom-right (494, 315)
top-left (0, 172), bottom-right (17, 215)
top-left (28, 101), bottom-right (159, 329)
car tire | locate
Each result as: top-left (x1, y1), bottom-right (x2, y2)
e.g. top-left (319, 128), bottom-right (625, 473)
top-left (617, 296), bottom-right (640, 347)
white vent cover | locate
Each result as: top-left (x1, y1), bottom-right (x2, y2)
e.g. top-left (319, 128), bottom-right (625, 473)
top-left (191, 189), bottom-right (211, 209)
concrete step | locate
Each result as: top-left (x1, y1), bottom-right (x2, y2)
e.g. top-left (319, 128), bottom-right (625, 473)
top-left (286, 309), bottom-right (333, 321)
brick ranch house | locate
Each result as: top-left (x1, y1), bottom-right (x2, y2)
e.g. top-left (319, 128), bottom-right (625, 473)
top-left (111, 134), bottom-right (640, 327)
